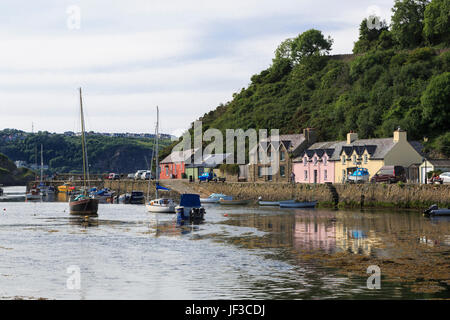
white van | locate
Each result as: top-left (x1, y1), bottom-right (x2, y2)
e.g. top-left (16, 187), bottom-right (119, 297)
top-left (135, 170), bottom-right (146, 180)
top-left (140, 171), bottom-right (152, 180)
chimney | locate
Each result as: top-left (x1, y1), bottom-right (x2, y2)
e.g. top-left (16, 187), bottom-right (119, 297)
top-left (347, 131), bottom-right (358, 144)
top-left (303, 128), bottom-right (316, 143)
top-left (393, 127), bottom-right (406, 142)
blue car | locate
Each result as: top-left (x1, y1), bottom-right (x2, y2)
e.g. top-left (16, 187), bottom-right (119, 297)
top-left (198, 172), bottom-right (217, 182)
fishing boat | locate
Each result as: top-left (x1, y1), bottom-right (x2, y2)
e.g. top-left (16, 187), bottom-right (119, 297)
top-left (26, 183), bottom-right (42, 201)
top-left (200, 193), bottom-right (233, 203)
top-left (175, 193), bottom-right (205, 221)
top-left (279, 200), bottom-right (317, 208)
top-left (257, 197), bottom-right (295, 206)
top-left (146, 106), bottom-right (176, 213)
top-left (423, 204), bottom-right (450, 217)
top-left (69, 88), bottom-right (99, 216)
top-left (218, 199), bottom-right (251, 205)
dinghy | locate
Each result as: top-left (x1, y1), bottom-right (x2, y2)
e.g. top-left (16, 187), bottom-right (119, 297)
top-left (423, 204), bottom-right (450, 216)
top-left (279, 200), bottom-right (317, 208)
top-left (200, 193), bottom-right (232, 203)
top-left (219, 199), bottom-right (251, 205)
top-left (257, 197), bottom-right (295, 206)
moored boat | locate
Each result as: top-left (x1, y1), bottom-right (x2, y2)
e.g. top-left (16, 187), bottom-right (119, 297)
top-left (423, 204), bottom-right (450, 217)
top-left (146, 198), bottom-right (176, 213)
top-left (279, 200), bottom-right (317, 208)
top-left (68, 88), bottom-right (99, 217)
top-left (175, 193), bottom-right (205, 221)
top-left (69, 194), bottom-right (99, 216)
top-left (218, 199), bottom-right (251, 205)
top-left (258, 197), bottom-right (295, 206)
top-left (200, 193), bottom-right (232, 203)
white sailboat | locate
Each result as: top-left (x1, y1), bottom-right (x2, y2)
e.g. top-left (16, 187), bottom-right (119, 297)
top-left (146, 106), bottom-right (175, 213)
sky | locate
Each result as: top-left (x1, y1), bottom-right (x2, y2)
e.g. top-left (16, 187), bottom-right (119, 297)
top-left (0, 0), bottom-right (395, 136)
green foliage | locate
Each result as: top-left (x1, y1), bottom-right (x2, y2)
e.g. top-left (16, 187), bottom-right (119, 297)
top-left (421, 72), bottom-right (450, 133)
top-left (423, 0), bottom-right (450, 46)
top-left (353, 18), bottom-right (390, 54)
top-left (0, 131), bottom-right (171, 174)
top-left (391, 0), bottom-right (430, 49)
top-left (273, 29), bottom-right (333, 65)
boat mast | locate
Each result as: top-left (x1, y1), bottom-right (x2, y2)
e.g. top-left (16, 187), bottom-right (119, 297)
top-left (146, 124), bottom-right (157, 201)
top-left (79, 87), bottom-right (89, 195)
top-left (40, 144), bottom-right (43, 184)
top-left (155, 106), bottom-right (159, 199)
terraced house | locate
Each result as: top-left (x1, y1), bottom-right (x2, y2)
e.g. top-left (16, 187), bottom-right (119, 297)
top-left (293, 128), bottom-right (423, 184)
top-left (248, 128), bottom-right (316, 182)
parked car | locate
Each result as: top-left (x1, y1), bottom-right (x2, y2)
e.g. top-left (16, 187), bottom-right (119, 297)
top-left (140, 171), bottom-right (153, 180)
top-left (127, 173), bottom-right (135, 179)
top-left (134, 170), bottom-right (146, 180)
top-left (107, 173), bottom-right (120, 180)
top-left (198, 172), bottom-right (226, 183)
top-left (370, 166), bottom-right (406, 184)
top-left (439, 172), bottom-right (450, 184)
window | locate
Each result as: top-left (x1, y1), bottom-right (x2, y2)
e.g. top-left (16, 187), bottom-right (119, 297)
top-left (313, 157), bottom-right (317, 165)
top-left (165, 166), bottom-right (169, 176)
top-left (352, 155), bottom-right (357, 164)
top-left (258, 166), bottom-right (263, 178)
top-left (303, 157), bottom-right (307, 166)
top-left (364, 154), bottom-right (368, 164)
top-left (342, 156), bottom-right (346, 164)
top-left (304, 170), bottom-right (308, 180)
top-left (323, 157), bottom-right (327, 166)
top-left (324, 170), bottom-right (327, 180)
top-left (280, 151), bottom-right (285, 161)
top-left (280, 166), bottom-right (285, 177)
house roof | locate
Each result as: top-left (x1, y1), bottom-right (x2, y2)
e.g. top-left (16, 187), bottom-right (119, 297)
top-left (426, 159), bottom-right (450, 167)
top-left (252, 134), bottom-right (306, 154)
top-left (160, 149), bottom-right (198, 164)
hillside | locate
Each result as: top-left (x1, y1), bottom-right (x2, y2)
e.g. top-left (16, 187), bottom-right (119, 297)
top-left (167, 0), bottom-right (449, 158)
top-left (0, 153), bottom-right (34, 186)
top-left (0, 129), bottom-right (172, 174)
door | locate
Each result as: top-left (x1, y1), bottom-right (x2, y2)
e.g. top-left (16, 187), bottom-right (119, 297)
top-left (314, 170), bottom-right (318, 184)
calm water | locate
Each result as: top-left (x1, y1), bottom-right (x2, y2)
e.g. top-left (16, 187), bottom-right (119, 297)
top-left (0, 186), bottom-right (449, 299)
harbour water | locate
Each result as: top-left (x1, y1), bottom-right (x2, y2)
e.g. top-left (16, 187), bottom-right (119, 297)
top-left (0, 186), bottom-right (449, 299)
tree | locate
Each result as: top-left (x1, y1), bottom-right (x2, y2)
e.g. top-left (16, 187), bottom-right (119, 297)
top-left (274, 29), bottom-right (333, 65)
top-left (423, 0), bottom-right (450, 46)
top-left (391, 0), bottom-right (430, 48)
top-left (421, 72), bottom-right (450, 132)
top-left (353, 18), bottom-right (390, 53)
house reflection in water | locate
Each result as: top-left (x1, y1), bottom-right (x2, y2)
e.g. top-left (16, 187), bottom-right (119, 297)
top-left (293, 215), bottom-right (336, 253)
top-left (293, 212), bottom-right (381, 256)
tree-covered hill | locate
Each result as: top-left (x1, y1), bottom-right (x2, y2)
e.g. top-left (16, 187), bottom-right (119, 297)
top-left (0, 129), bottom-right (172, 174)
top-left (173, 0), bottom-right (449, 158)
top-left (0, 153), bottom-right (34, 185)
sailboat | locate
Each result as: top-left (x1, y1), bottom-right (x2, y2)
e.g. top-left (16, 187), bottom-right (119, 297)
top-left (26, 144), bottom-right (44, 201)
top-left (69, 88), bottom-right (99, 216)
top-left (146, 106), bottom-right (175, 213)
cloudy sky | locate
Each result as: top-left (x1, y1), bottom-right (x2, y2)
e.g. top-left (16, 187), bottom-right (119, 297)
top-left (0, 0), bottom-right (395, 136)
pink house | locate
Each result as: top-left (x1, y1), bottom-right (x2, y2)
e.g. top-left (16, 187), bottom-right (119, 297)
top-left (292, 141), bottom-right (342, 184)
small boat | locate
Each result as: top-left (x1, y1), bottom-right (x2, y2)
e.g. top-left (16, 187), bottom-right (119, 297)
top-left (423, 204), bottom-right (450, 217)
top-left (200, 193), bottom-right (232, 203)
top-left (0, 195), bottom-right (26, 202)
top-left (26, 185), bottom-right (42, 201)
top-left (146, 198), bottom-right (176, 213)
top-left (176, 194), bottom-right (205, 221)
top-left (279, 200), bottom-right (317, 208)
top-left (146, 106), bottom-right (176, 213)
top-left (69, 194), bottom-right (99, 216)
top-left (68, 88), bottom-right (99, 216)
top-left (218, 199), bottom-right (251, 205)
top-left (90, 187), bottom-right (115, 203)
top-left (258, 197), bottom-right (295, 206)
